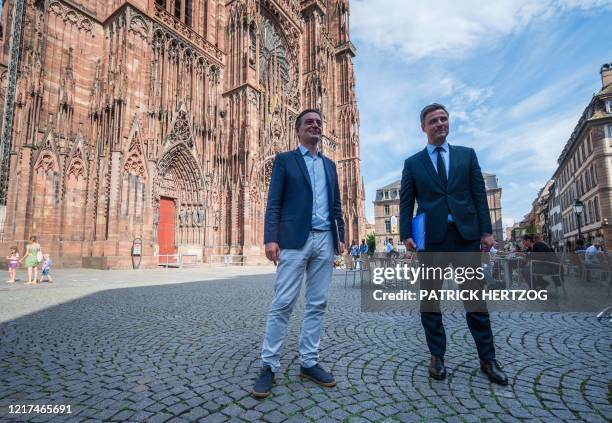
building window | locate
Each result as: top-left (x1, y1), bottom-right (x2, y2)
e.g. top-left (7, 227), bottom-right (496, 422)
top-left (594, 197), bottom-right (600, 221)
top-left (586, 171), bottom-right (591, 191)
top-left (606, 99), bottom-right (612, 114)
top-left (384, 204), bottom-right (390, 215)
top-left (385, 219), bottom-right (391, 233)
top-left (607, 124), bottom-right (612, 138)
top-left (584, 201), bottom-right (590, 225)
top-left (384, 191), bottom-right (389, 199)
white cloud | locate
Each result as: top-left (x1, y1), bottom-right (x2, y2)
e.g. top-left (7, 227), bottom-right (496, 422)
top-left (351, 0), bottom-right (612, 62)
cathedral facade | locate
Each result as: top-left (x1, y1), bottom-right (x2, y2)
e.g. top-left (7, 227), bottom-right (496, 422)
top-left (0, 0), bottom-right (365, 268)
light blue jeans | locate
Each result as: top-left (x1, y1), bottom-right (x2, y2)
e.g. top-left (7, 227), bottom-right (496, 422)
top-left (261, 231), bottom-right (334, 372)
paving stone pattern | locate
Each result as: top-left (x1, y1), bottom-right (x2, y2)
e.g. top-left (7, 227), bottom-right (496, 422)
top-left (0, 271), bottom-right (610, 422)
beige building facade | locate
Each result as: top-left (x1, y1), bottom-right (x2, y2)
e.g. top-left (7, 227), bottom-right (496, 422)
top-left (551, 63), bottom-right (612, 250)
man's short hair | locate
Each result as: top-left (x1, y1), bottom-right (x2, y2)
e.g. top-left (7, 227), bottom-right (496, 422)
top-left (522, 234), bottom-right (534, 242)
top-left (295, 109), bottom-right (321, 129)
top-left (420, 103), bottom-right (448, 125)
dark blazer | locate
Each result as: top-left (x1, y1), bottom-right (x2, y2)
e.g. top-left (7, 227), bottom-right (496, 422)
top-left (399, 144), bottom-right (492, 245)
top-left (264, 148), bottom-right (345, 251)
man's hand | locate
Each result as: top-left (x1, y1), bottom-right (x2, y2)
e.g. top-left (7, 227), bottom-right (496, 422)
top-left (481, 234), bottom-right (495, 250)
top-left (403, 238), bottom-right (417, 251)
top-left (265, 242), bottom-right (280, 265)
top-left (338, 242), bottom-right (345, 254)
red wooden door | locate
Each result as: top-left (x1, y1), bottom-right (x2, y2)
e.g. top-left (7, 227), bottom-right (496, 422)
top-left (158, 197), bottom-right (176, 262)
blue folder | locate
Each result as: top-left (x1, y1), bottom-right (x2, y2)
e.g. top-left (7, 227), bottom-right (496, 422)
top-left (412, 213), bottom-right (426, 251)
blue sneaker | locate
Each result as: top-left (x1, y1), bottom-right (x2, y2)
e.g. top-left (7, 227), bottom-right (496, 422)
top-left (252, 366), bottom-right (275, 398)
top-left (300, 364), bottom-right (336, 387)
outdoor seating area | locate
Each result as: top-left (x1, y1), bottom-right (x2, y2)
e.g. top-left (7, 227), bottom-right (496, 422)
top-left (338, 251), bottom-right (612, 299)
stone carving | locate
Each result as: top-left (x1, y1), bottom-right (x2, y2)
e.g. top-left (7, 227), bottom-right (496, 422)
top-left (129, 15), bottom-right (150, 40)
top-left (152, 6), bottom-right (224, 62)
top-left (166, 110), bottom-right (194, 148)
top-left (67, 157), bottom-right (86, 180)
top-left (34, 152), bottom-right (57, 174)
top-left (48, 1), bottom-right (94, 36)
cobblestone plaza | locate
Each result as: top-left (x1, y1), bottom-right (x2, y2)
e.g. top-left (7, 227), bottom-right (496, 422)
top-left (1, 267), bottom-right (610, 422)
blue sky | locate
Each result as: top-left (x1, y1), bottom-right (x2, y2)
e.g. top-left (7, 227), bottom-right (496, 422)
top-left (351, 0), bottom-right (612, 235)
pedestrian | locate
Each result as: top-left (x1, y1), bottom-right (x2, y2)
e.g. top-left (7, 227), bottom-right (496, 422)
top-left (385, 238), bottom-right (398, 258)
top-left (350, 240), bottom-right (359, 267)
top-left (359, 238), bottom-right (369, 257)
top-left (20, 236), bottom-right (42, 285)
top-left (39, 254), bottom-right (53, 283)
top-left (6, 246), bottom-right (19, 283)
top-left (574, 238), bottom-right (586, 252)
top-left (252, 109), bottom-right (345, 398)
top-left (400, 103), bottom-right (507, 385)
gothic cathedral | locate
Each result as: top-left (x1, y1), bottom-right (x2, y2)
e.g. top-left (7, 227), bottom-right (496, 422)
top-left (0, 0), bottom-right (365, 268)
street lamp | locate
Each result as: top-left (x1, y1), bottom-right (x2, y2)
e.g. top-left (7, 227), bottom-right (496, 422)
top-left (572, 199), bottom-right (584, 241)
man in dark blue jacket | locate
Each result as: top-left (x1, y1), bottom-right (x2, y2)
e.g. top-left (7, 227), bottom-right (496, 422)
top-left (252, 109), bottom-right (345, 398)
top-left (400, 103), bottom-right (507, 385)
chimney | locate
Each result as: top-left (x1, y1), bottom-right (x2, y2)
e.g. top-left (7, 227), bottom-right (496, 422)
top-left (601, 62), bottom-right (612, 89)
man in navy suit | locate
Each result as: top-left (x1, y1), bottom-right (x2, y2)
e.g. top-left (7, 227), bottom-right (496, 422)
top-left (400, 103), bottom-right (508, 385)
top-left (252, 109), bottom-right (345, 398)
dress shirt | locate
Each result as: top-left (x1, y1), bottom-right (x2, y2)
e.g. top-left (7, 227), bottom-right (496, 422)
top-left (299, 145), bottom-right (331, 231)
top-left (426, 141), bottom-right (453, 223)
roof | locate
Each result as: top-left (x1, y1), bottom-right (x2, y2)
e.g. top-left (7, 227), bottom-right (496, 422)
top-left (378, 180), bottom-right (401, 190)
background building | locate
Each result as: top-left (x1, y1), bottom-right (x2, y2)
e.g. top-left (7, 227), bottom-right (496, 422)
top-left (547, 180), bottom-right (564, 250)
top-left (373, 180), bottom-right (400, 252)
top-left (483, 172), bottom-right (503, 242)
top-left (532, 180), bottom-right (553, 243)
top-left (373, 172), bottom-right (502, 250)
top-left (547, 63), bottom-right (612, 250)
top-left (0, 0), bottom-right (366, 267)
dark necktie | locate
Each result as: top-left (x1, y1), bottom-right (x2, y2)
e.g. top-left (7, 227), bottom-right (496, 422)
top-left (435, 146), bottom-right (448, 188)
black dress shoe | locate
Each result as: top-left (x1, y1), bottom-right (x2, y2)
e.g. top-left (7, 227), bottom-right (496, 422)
top-left (428, 356), bottom-right (447, 380)
top-left (480, 359), bottom-right (508, 386)
top-left (252, 365), bottom-right (275, 398)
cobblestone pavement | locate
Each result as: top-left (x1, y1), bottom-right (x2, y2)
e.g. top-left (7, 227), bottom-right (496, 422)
top-left (0, 268), bottom-right (610, 422)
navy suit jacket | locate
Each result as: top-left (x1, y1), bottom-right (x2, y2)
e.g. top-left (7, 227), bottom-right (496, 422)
top-left (399, 144), bottom-right (492, 245)
top-left (264, 148), bottom-right (345, 251)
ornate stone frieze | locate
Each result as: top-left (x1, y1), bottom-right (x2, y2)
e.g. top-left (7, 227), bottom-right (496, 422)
top-left (152, 26), bottom-right (219, 83)
top-left (48, 1), bottom-right (94, 37)
top-left (152, 4), bottom-right (224, 64)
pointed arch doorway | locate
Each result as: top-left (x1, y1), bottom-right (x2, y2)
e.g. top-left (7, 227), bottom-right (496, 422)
top-left (154, 142), bottom-right (205, 265)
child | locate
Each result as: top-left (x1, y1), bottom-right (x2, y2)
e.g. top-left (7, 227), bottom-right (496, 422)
top-left (39, 254), bottom-right (53, 283)
top-left (6, 246), bottom-right (19, 283)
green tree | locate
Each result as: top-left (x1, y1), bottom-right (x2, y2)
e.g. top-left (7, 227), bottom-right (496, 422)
top-left (365, 233), bottom-right (376, 255)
